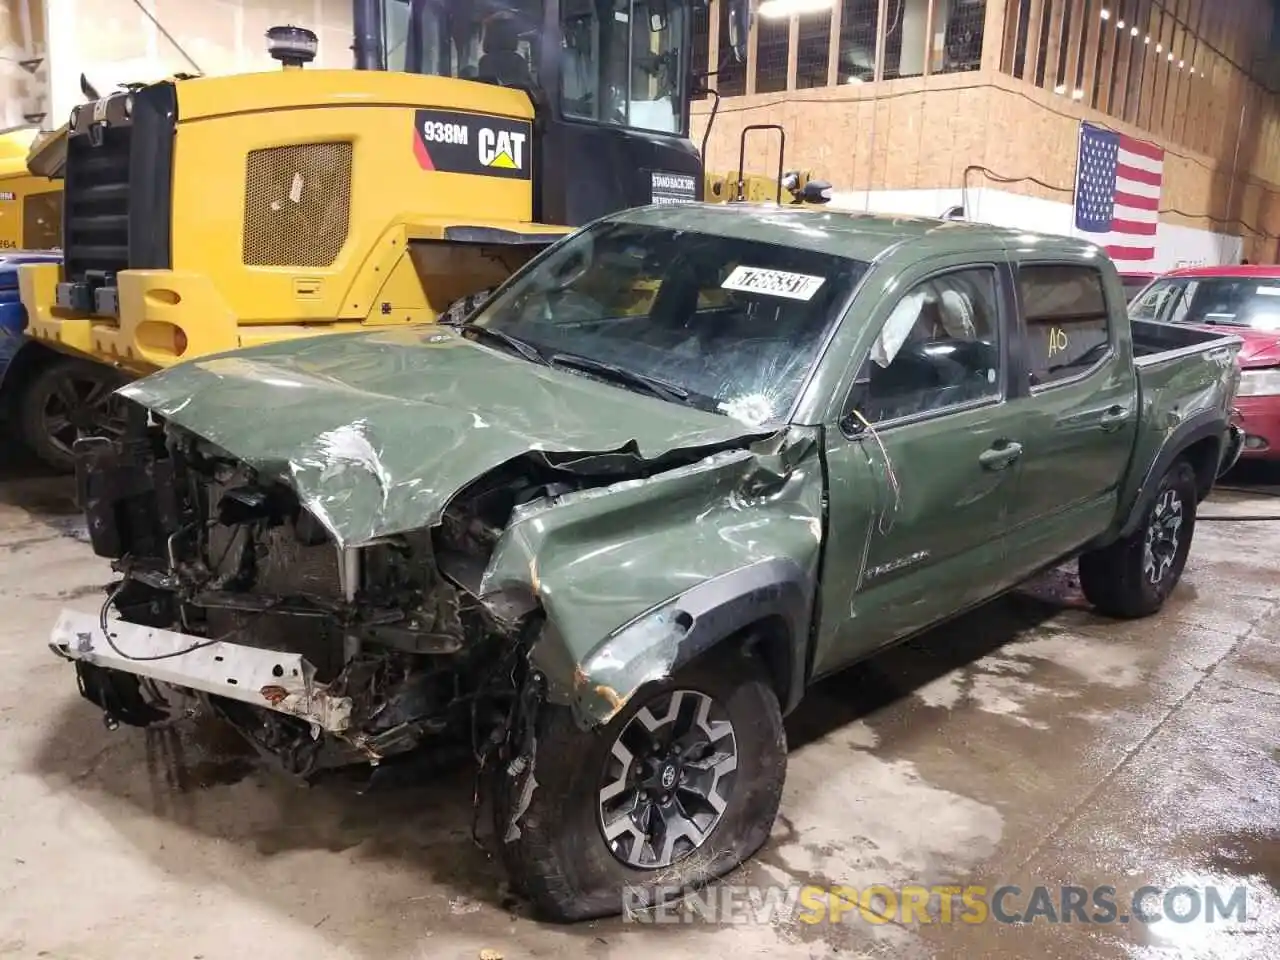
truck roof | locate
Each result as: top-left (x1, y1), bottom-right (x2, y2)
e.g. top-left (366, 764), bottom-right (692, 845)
top-left (616, 202), bottom-right (1103, 265)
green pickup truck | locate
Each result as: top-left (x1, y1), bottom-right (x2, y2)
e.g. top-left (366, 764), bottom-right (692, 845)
top-left (51, 205), bottom-right (1242, 922)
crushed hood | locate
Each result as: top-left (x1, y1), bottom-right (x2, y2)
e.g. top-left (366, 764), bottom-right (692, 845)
top-left (120, 325), bottom-right (772, 547)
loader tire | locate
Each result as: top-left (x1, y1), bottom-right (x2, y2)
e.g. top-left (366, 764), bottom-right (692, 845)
top-left (19, 357), bottom-right (127, 473)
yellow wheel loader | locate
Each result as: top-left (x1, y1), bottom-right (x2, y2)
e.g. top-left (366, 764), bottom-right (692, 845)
top-left (9, 0), bottom-right (823, 470)
top-left (0, 127), bottom-right (62, 251)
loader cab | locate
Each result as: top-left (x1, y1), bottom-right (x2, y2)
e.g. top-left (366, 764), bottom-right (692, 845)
top-left (380, 0), bottom-right (709, 225)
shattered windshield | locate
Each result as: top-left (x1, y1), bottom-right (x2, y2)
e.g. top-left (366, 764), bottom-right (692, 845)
top-left (1130, 276), bottom-right (1280, 332)
top-left (465, 220), bottom-right (867, 425)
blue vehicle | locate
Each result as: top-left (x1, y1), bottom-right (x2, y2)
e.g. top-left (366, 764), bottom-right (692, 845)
top-left (1, 250), bottom-right (127, 469)
top-left (0, 252), bottom-right (61, 371)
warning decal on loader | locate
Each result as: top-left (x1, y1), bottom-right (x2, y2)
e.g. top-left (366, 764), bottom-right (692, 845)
top-left (413, 109), bottom-right (531, 180)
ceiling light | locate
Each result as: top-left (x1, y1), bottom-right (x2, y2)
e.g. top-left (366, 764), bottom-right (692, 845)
top-left (1100, 8), bottom-right (1111, 20)
top-left (1179, 60), bottom-right (1185, 68)
top-left (757, 0), bottom-right (832, 18)
top-left (1156, 43), bottom-right (1162, 52)
top-left (1167, 52), bottom-right (1174, 61)
top-left (1131, 26), bottom-right (1139, 36)
top-left (1118, 19), bottom-right (1125, 28)
top-left (1144, 35), bottom-right (1151, 43)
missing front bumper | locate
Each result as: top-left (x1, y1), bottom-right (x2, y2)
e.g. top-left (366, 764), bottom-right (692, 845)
top-left (49, 609), bottom-right (353, 733)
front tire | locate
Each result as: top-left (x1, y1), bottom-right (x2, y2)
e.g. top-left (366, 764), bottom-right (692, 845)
top-left (1079, 458), bottom-right (1198, 618)
top-left (494, 649), bottom-right (786, 923)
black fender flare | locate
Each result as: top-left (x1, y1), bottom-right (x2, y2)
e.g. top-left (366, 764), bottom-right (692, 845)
top-left (664, 556), bottom-right (813, 715)
top-left (558, 557), bottom-right (815, 727)
top-left (1118, 410), bottom-right (1225, 539)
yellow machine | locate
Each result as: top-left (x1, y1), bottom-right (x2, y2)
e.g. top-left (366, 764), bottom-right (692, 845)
top-left (0, 127), bottom-right (61, 251)
top-left (11, 1), bottom-right (825, 469)
top-left (705, 169), bottom-right (833, 205)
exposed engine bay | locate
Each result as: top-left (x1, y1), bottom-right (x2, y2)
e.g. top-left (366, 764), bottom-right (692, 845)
top-left (64, 405), bottom-right (611, 782)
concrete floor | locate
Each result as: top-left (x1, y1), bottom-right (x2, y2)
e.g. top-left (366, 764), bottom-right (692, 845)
top-left (0, 455), bottom-right (1277, 960)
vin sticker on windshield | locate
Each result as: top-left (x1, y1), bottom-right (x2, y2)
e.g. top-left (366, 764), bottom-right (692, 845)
top-left (721, 266), bottom-right (826, 301)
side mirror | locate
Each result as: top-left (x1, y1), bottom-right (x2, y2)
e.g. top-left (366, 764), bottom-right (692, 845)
top-left (727, 0), bottom-right (751, 62)
top-left (840, 366), bottom-right (873, 435)
top-left (839, 405), bottom-right (868, 437)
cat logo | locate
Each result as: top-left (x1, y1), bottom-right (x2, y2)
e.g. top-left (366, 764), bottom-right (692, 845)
top-left (478, 127), bottom-right (526, 171)
top-left (413, 108), bottom-right (531, 180)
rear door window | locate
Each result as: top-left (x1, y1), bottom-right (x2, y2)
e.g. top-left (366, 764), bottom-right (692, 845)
top-left (1018, 264), bottom-right (1112, 387)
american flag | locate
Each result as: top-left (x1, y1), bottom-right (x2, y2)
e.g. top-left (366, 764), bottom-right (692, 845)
top-left (1073, 121), bottom-right (1164, 270)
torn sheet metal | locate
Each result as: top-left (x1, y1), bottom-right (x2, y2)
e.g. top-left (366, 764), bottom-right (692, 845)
top-left (503, 735), bottom-right (539, 842)
top-left (478, 427), bottom-right (827, 726)
top-left (119, 326), bottom-right (771, 548)
top-left (50, 609), bottom-right (353, 732)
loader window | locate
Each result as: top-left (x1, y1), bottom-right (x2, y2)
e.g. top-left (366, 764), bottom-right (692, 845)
top-left (391, 0), bottom-right (541, 87)
top-left (561, 0), bottom-right (688, 135)
top-left (468, 219), bottom-right (868, 424)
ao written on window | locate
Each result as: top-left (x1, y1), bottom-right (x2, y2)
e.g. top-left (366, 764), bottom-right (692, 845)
top-left (1019, 265), bottom-right (1112, 386)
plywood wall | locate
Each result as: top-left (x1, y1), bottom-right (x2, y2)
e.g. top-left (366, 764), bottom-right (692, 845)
top-left (694, 69), bottom-right (1280, 261)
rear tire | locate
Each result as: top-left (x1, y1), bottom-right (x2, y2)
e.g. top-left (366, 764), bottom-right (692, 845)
top-left (19, 357), bottom-right (128, 472)
top-left (1079, 458), bottom-right (1198, 618)
top-left (494, 648), bottom-right (786, 923)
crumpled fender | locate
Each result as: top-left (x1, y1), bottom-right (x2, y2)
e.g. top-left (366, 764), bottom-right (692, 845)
top-left (475, 427), bottom-right (826, 727)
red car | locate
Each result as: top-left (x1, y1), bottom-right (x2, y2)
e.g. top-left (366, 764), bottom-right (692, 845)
top-left (1130, 265), bottom-right (1280, 460)
top-left (1120, 272), bottom-right (1157, 303)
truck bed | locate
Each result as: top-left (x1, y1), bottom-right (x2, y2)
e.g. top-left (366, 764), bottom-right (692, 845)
top-left (1131, 317), bottom-right (1240, 365)
top-left (1121, 318), bottom-right (1243, 510)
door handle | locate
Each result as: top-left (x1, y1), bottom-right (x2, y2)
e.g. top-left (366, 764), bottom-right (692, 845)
top-left (978, 441), bottom-right (1023, 471)
top-left (1099, 405), bottom-right (1133, 431)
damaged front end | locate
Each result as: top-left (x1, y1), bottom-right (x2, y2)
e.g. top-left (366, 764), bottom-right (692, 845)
top-left (57, 407), bottom-right (546, 778)
top-left (54, 396), bottom-right (823, 785)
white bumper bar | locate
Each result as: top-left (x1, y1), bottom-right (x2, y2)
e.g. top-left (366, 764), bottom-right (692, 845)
top-left (50, 609), bottom-right (353, 733)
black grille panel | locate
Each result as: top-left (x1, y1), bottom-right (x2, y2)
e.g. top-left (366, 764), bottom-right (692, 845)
top-left (64, 126), bottom-right (131, 282)
top-left (58, 83), bottom-right (176, 314)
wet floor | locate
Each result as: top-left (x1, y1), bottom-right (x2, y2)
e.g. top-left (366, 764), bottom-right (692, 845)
top-left (0, 450), bottom-right (1276, 959)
